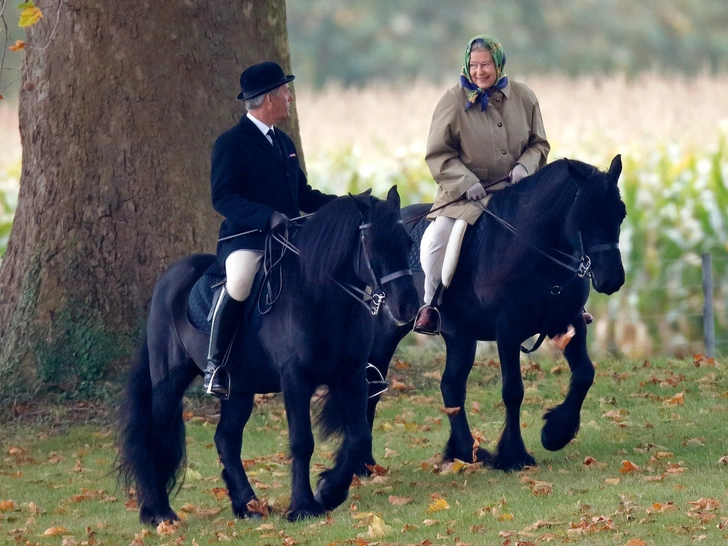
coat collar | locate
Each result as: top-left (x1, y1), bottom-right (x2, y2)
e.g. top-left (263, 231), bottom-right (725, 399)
top-left (239, 115), bottom-right (284, 164)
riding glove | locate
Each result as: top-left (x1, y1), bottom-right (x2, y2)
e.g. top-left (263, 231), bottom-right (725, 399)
top-left (509, 163), bottom-right (528, 184)
top-left (466, 182), bottom-right (487, 201)
top-left (268, 211), bottom-right (291, 232)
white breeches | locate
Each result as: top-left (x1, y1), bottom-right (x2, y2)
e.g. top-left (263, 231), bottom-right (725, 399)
top-left (224, 250), bottom-right (264, 302)
top-left (420, 217), bottom-right (468, 305)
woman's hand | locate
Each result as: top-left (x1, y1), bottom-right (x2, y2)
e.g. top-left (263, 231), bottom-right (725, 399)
top-left (466, 182), bottom-right (487, 201)
top-left (509, 163), bottom-right (528, 184)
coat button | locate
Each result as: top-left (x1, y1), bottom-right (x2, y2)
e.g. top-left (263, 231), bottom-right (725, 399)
top-left (497, 122), bottom-right (503, 127)
top-left (501, 150), bottom-right (507, 155)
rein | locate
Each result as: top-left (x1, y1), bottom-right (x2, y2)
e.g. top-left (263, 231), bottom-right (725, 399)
top-left (254, 200), bottom-right (413, 325)
top-left (404, 175), bottom-right (513, 226)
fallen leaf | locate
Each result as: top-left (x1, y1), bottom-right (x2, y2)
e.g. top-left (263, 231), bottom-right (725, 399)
top-left (663, 392), bottom-right (685, 406)
top-left (619, 460), bottom-right (640, 474)
top-left (44, 526), bottom-right (71, 536)
top-left (366, 514), bottom-right (392, 538)
top-left (426, 498), bottom-right (450, 513)
top-left (156, 519), bottom-right (179, 535)
top-left (9, 39), bottom-right (25, 51)
top-left (623, 539), bottom-right (647, 546)
top-left (439, 406), bottom-right (461, 416)
top-left (0, 499), bottom-right (18, 511)
top-left (388, 495), bottom-right (412, 506)
top-left (605, 478), bottom-right (621, 485)
top-left (247, 497), bottom-right (269, 517)
top-left (584, 456), bottom-right (608, 469)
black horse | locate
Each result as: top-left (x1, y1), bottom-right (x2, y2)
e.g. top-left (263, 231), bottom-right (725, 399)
top-left (116, 187), bottom-right (419, 524)
top-left (360, 156), bottom-right (626, 472)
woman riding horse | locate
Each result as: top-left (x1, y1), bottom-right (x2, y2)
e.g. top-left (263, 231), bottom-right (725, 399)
top-left (414, 33), bottom-right (550, 334)
top-left (360, 156), bottom-right (626, 472)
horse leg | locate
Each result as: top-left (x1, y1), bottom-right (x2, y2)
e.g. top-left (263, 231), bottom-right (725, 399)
top-left (359, 331), bottom-right (401, 475)
top-left (315, 369), bottom-right (371, 510)
top-left (283, 376), bottom-right (325, 521)
top-left (541, 319), bottom-right (594, 451)
top-left (493, 332), bottom-right (536, 471)
top-left (215, 392), bottom-right (259, 518)
top-left (441, 334), bottom-right (493, 465)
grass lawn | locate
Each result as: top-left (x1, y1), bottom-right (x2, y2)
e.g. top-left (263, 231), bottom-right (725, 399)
top-left (2, 347), bottom-right (728, 545)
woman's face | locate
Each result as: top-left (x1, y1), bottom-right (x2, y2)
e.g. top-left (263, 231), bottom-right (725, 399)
top-left (469, 49), bottom-right (497, 89)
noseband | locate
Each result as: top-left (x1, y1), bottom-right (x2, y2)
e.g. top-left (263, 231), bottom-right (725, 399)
top-left (332, 220), bottom-right (413, 324)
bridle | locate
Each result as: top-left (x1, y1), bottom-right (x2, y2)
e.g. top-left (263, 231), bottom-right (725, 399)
top-left (473, 195), bottom-right (620, 295)
top-left (332, 218), bottom-right (413, 325)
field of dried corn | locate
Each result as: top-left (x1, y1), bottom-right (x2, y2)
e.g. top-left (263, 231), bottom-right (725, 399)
top-left (1, 74), bottom-right (727, 355)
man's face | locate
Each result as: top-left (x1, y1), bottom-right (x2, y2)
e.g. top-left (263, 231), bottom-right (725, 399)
top-left (269, 84), bottom-right (293, 123)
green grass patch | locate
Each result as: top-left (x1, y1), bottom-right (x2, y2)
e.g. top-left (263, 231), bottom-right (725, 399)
top-left (2, 351), bottom-right (728, 545)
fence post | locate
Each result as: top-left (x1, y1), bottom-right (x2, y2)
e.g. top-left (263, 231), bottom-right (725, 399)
top-left (702, 252), bottom-right (715, 358)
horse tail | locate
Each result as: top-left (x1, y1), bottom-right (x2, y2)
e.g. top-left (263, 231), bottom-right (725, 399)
top-left (115, 333), bottom-right (155, 491)
top-left (313, 388), bottom-right (346, 441)
top-left (115, 332), bottom-right (190, 518)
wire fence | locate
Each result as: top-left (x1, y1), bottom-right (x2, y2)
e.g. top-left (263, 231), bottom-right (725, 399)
top-left (585, 254), bottom-right (727, 358)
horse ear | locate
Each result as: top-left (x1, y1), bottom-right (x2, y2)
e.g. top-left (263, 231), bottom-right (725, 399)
top-left (350, 194), bottom-right (370, 219)
top-left (359, 188), bottom-right (373, 196)
top-left (386, 185), bottom-right (401, 210)
top-left (608, 154), bottom-right (622, 184)
top-left (564, 158), bottom-right (590, 186)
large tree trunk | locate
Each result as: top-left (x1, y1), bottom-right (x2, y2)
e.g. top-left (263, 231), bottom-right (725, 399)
top-left (0, 0), bottom-right (301, 397)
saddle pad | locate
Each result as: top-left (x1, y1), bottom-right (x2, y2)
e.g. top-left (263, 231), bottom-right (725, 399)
top-left (186, 262), bottom-right (266, 334)
top-left (186, 263), bottom-right (226, 334)
top-left (407, 212), bottom-right (490, 274)
top-left (407, 216), bottom-right (429, 272)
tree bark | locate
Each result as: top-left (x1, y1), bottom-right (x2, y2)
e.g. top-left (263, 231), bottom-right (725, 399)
top-left (0, 0), bottom-right (301, 397)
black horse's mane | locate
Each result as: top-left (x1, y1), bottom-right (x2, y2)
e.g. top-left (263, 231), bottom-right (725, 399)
top-left (295, 195), bottom-right (375, 299)
top-left (472, 159), bottom-right (616, 285)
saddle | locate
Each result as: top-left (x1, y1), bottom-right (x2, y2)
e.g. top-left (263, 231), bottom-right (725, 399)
top-left (186, 260), bottom-right (267, 334)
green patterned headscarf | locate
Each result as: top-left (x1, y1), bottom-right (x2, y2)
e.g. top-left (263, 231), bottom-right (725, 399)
top-left (460, 34), bottom-right (508, 111)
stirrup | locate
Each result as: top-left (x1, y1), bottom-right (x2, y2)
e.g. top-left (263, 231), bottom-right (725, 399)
top-left (205, 366), bottom-right (231, 401)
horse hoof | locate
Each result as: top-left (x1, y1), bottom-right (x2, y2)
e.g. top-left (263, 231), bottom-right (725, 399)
top-left (541, 407), bottom-right (580, 451)
top-left (286, 502), bottom-right (327, 522)
top-left (314, 476), bottom-right (349, 511)
top-left (139, 506), bottom-right (179, 527)
top-left (492, 453), bottom-right (536, 472)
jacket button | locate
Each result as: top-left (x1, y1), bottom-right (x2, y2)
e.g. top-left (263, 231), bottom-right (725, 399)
top-left (497, 122), bottom-right (503, 127)
top-left (501, 150), bottom-right (507, 155)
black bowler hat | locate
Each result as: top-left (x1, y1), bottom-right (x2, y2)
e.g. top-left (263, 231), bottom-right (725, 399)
top-left (236, 61), bottom-right (295, 101)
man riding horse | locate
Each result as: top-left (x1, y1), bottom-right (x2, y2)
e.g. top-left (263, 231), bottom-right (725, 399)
top-left (205, 62), bottom-right (336, 398)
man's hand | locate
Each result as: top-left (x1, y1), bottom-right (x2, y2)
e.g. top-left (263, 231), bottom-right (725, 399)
top-left (267, 211), bottom-right (291, 232)
top-left (509, 163), bottom-right (528, 184)
top-left (466, 182), bottom-right (487, 201)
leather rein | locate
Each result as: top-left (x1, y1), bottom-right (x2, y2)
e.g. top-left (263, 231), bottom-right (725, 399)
top-left (259, 202), bottom-right (413, 326)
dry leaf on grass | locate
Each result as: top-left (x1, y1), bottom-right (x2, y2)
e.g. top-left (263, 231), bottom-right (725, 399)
top-left (663, 392), bottom-right (685, 406)
top-left (426, 498), bottom-right (450, 513)
top-left (619, 460), bottom-right (640, 474)
top-left (388, 495), bottom-right (413, 506)
top-left (44, 526), bottom-right (71, 536)
top-left (584, 456), bottom-right (608, 469)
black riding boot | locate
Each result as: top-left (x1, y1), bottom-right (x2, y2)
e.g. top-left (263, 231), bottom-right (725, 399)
top-left (204, 286), bottom-right (242, 400)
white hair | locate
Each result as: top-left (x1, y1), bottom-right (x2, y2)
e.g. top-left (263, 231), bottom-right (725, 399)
top-left (244, 85), bottom-right (282, 111)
